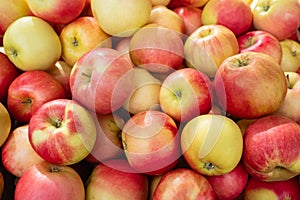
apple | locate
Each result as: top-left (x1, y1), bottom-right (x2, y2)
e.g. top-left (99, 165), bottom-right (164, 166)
top-left (122, 68), bottom-right (162, 115)
top-left (251, 0), bottom-right (300, 40)
top-left (181, 114), bottom-right (244, 176)
top-left (173, 6), bottom-right (203, 36)
top-left (168, 0), bottom-right (209, 8)
top-left (7, 70), bottom-right (66, 124)
top-left (129, 24), bottom-right (184, 74)
top-left (184, 24), bottom-right (239, 78)
top-left (273, 72), bottom-right (300, 124)
top-left (91, 0), bottom-right (152, 37)
top-left (243, 115), bottom-right (300, 182)
top-left (202, 0), bottom-right (253, 36)
top-left (14, 161), bottom-right (85, 200)
top-left (206, 163), bottom-right (249, 200)
top-left (237, 30), bottom-right (282, 64)
top-left (147, 5), bottom-right (185, 34)
top-left (214, 51), bottom-right (287, 119)
top-left (3, 16), bottom-right (62, 71)
top-left (153, 168), bottom-right (215, 200)
top-left (236, 118), bottom-right (256, 135)
top-left (279, 39), bottom-right (300, 72)
top-left (0, 52), bottom-right (19, 103)
top-left (1, 124), bottom-right (44, 177)
top-left (159, 68), bottom-right (213, 122)
top-left (85, 159), bottom-right (149, 200)
top-left (26, 0), bottom-right (86, 24)
top-left (148, 175), bottom-right (163, 200)
top-left (28, 99), bottom-right (97, 165)
top-left (244, 176), bottom-right (300, 200)
top-left (151, 0), bottom-right (171, 6)
top-left (59, 16), bottom-right (112, 67)
top-left (70, 47), bottom-right (134, 115)
top-left (122, 110), bottom-right (180, 175)
top-left (0, 102), bottom-right (11, 147)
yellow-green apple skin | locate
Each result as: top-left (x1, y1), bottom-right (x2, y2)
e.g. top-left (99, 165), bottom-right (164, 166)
top-left (59, 16), bottom-right (112, 67)
top-left (91, 0), bottom-right (152, 37)
top-left (3, 16), bottom-right (62, 71)
top-left (151, 0), bottom-right (171, 6)
top-left (279, 39), bottom-right (300, 72)
top-left (184, 24), bottom-right (239, 78)
top-left (0, 102), bottom-right (11, 147)
top-left (181, 114), bottom-right (244, 176)
top-left (243, 115), bottom-right (300, 182)
top-left (202, 0), bottom-right (253, 36)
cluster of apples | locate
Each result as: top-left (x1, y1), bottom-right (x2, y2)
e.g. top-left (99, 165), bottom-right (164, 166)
top-left (0, 0), bottom-right (300, 199)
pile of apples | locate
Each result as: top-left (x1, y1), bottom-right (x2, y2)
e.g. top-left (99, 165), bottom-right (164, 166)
top-left (1, 0), bottom-right (300, 199)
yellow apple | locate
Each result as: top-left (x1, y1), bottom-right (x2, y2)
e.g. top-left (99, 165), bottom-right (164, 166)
top-left (0, 102), bottom-right (11, 147)
top-left (280, 39), bottom-right (300, 72)
top-left (181, 114), bottom-right (243, 176)
top-left (3, 16), bottom-right (62, 71)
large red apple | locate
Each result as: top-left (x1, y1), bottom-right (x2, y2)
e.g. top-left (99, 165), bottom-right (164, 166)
top-left (214, 51), bottom-right (287, 119)
top-left (7, 70), bottom-right (66, 124)
top-left (243, 115), bottom-right (300, 182)
top-left (14, 161), bottom-right (85, 200)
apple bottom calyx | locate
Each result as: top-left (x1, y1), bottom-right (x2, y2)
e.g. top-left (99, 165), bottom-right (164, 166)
top-left (234, 58), bottom-right (249, 67)
top-left (204, 162), bottom-right (215, 171)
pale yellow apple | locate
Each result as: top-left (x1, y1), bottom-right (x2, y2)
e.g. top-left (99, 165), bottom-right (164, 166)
top-left (3, 16), bottom-right (62, 71)
top-left (280, 39), bottom-right (300, 72)
top-left (151, 0), bottom-right (171, 6)
top-left (181, 114), bottom-right (243, 176)
top-left (0, 102), bottom-right (11, 147)
top-left (60, 16), bottom-right (112, 67)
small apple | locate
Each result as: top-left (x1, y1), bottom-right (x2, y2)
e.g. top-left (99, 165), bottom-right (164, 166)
top-left (181, 114), bottom-right (244, 176)
top-left (7, 70), bottom-right (66, 124)
top-left (243, 115), bottom-right (300, 181)
top-left (279, 39), bottom-right (300, 72)
top-left (28, 99), bottom-right (97, 165)
top-left (0, 102), bottom-right (11, 147)
top-left (3, 16), bottom-right (62, 71)
top-left (14, 161), bottom-right (85, 200)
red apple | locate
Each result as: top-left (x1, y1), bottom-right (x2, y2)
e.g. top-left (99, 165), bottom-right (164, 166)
top-left (85, 159), bottom-right (149, 200)
top-left (28, 99), bottom-right (97, 165)
top-left (7, 70), bottom-right (66, 124)
top-left (70, 47), bottom-right (134, 115)
top-left (153, 168), bottom-right (215, 200)
top-left (237, 30), bottom-right (282, 64)
top-left (1, 124), bottom-right (44, 177)
top-left (243, 115), bottom-right (300, 182)
top-left (214, 51), bottom-right (287, 119)
top-left (14, 161), bottom-right (85, 200)
top-left (121, 110), bottom-right (180, 175)
top-left (206, 163), bottom-right (249, 200)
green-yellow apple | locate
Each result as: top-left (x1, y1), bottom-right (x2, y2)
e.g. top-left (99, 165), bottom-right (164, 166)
top-left (251, 0), bottom-right (300, 40)
top-left (3, 16), bottom-right (62, 71)
top-left (91, 0), bottom-right (152, 37)
top-left (59, 16), bottom-right (112, 67)
top-left (181, 114), bottom-right (244, 176)
top-left (214, 51), bottom-right (287, 119)
top-left (0, 102), bottom-right (11, 147)
top-left (28, 99), bottom-right (97, 165)
top-left (26, 0), bottom-right (86, 24)
top-left (243, 115), bottom-right (300, 181)
top-left (159, 68), bottom-right (213, 122)
top-left (279, 39), bottom-right (300, 72)
top-left (202, 0), bottom-right (253, 36)
top-left (184, 24), bottom-right (239, 78)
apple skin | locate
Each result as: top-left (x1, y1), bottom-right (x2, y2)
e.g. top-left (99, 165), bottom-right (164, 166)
top-left (206, 163), bottom-right (249, 200)
top-left (184, 24), bottom-right (239, 78)
top-left (7, 70), bottom-right (66, 124)
top-left (26, 0), bottom-right (86, 24)
top-left (243, 115), bottom-right (300, 182)
top-left (1, 124), bottom-right (44, 177)
top-left (59, 16), bottom-right (112, 67)
top-left (14, 161), bottom-right (85, 200)
top-left (251, 0), bottom-right (300, 40)
top-left (159, 68), bottom-right (213, 122)
top-left (0, 102), bottom-right (11, 147)
top-left (86, 159), bottom-right (149, 200)
top-left (28, 99), bottom-right (97, 165)
top-left (279, 39), bottom-right (300, 72)
top-left (237, 30), bottom-right (282, 64)
top-left (122, 110), bottom-right (180, 175)
top-left (151, 0), bottom-right (171, 6)
top-left (70, 47), bottom-right (134, 115)
top-left (153, 168), bottom-right (216, 200)
top-left (129, 24), bottom-right (184, 74)
top-left (181, 114), bottom-right (244, 176)
top-left (168, 0), bottom-right (209, 8)
top-left (201, 0), bottom-right (253, 36)
top-left (244, 176), bottom-right (300, 200)
top-left (214, 51), bottom-right (287, 119)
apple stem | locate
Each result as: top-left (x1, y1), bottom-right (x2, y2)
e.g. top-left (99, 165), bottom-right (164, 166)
top-left (21, 98), bottom-right (32, 104)
top-left (286, 74), bottom-right (292, 89)
top-left (73, 37), bottom-right (79, 47)
top-left (204, 162), bottom-right (215, 170)
top-left (174, 90), bottom-right (182, 99)
top-left (12, 49), bottom-right (18, 57)
top-left (291, 50), bottom-right (297, 57)
top-left (54, 118), bottom-right (63, 128)
top-left (50, 165), bottom-right (61, 173)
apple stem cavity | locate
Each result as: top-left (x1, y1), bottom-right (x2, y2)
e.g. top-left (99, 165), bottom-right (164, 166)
top-left (73, 37), bottom-right (79, 47)
top-left (174, 90), bottom-right (182, 99)
top-left (12, 49), bottom-right (18, 57)
top-left (52, 118), bottom-right (63, 128)
top-left (21, 98), bottom-right (32, 104)
top-left (204, 162), bottom-right (215, 170)
top-left (286, 74), bottom-right (292, 89)
top-left (49, 165), bottom-right (61, 173)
